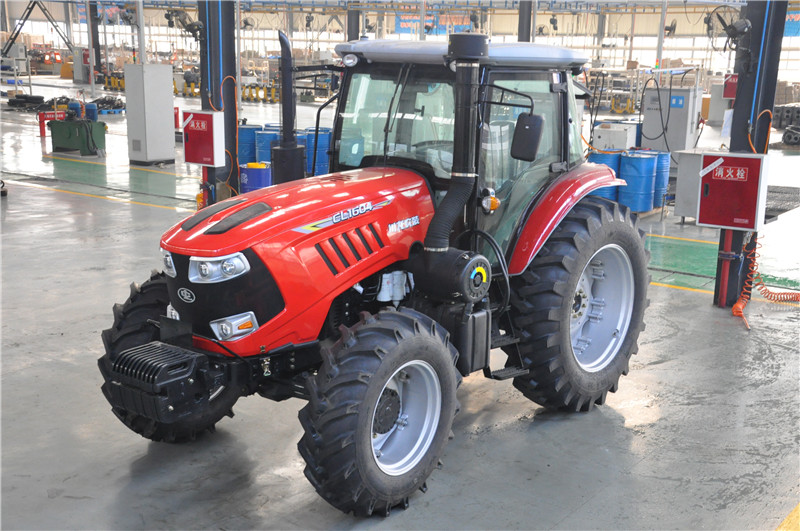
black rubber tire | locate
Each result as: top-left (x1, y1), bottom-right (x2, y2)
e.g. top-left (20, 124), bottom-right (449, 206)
top-left (100, 271), bottom-right (240, 443)
top-left (504, 197), bottom-right (650, 411)
top-left (297, 308), bottom-right (461, 517)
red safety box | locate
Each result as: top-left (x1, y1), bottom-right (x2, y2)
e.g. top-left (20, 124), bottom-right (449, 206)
top-left (174, 107), bottom-right (182, 131)
top-left (182, 111), bottom-right (224, 167)
top-left (697, 152), bottom-right (769, 231)
top-left (723, 74), bottom-right (738, 99)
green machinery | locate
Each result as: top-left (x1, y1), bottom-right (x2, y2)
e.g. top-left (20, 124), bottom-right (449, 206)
top-left (48, 120), bottom-right (106, 156)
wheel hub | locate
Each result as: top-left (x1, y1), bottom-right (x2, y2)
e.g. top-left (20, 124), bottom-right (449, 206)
top-left (371, 360), bottom-right (442, 476)
top-left (570, 244), bottom-right (635, 373)
top-left (374, 388), bottom-right (401, 434)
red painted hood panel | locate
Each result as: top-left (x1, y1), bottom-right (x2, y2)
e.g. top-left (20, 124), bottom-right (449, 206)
top-left (161, 168), bottom-right (431, 256)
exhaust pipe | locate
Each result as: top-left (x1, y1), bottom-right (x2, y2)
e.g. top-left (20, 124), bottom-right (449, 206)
top-left (271, 31), bottom-right (306, 184)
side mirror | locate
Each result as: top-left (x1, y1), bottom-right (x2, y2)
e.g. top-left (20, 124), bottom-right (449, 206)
top-left (511, 113), bottom-right (543, 162)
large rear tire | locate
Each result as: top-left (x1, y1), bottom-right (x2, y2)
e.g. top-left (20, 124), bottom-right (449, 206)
top-left (100, 271), bottom-right (240, 442)
top-left (298, 308), bottom-right (460, 516)
top-left (504, 197), bottom-right (649, 411)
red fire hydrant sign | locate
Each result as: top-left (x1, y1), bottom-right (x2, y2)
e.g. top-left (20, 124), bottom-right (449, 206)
top-left (697, 152), bottom-right (769, 231)
top-left (38, 111), bottom-right (66, 137)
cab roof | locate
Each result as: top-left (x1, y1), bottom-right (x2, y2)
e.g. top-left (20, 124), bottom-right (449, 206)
top-left (335, 38), bottom-right (587, 70)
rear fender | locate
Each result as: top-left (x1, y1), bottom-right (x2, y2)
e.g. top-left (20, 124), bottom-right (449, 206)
top-left (507, 162), bottom-right (624, 275)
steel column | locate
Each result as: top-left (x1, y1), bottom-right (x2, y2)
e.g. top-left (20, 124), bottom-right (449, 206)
top-left (346, 8), bottom-right (359, 41)
top-left (88, 1), bottom-right (101, 71)
top-left (713, 1), bottom-right (788, 307)
top-left (85, 0), bottom-right (96, 97)
top-left (198, 0), bottom-right (238, 204)
top-left (518, 0), bottom-right (532, 42)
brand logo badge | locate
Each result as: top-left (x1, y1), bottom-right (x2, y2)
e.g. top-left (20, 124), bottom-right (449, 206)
top-left (177, 287), bottom-right (196, 303)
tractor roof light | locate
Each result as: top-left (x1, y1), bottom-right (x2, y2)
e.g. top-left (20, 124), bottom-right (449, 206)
top-left (342, 54), bottom-right (359, 67)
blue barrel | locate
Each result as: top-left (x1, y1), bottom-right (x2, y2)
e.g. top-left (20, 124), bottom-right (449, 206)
top-left (238, 124), bottom-right (262, 164)
top-left (305, 127), bottom-right (332, 175)
top-left (240, 163), bottom-right (271, 193)
top-left (587, 151), bottom-right (621, 201)
top-left (619, 152), bottom-right (657, 212)
top-left (255, 130), bottom-right (279, 163)
top-left (653, 151), bottom-right (670, 208)
top-left (84, 103), bottom-right (98, 122)
top-left (67, 101), bottom-right (82, 118)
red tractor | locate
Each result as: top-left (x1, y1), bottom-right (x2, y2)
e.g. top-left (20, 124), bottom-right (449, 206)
top-left (99, 34), bottom-right (649, 516)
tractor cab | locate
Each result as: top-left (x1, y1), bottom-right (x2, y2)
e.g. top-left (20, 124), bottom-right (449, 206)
top-left (331, 38), bottom-right (588, 257)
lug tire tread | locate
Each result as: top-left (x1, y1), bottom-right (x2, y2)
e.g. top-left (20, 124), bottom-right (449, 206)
top-left (504, 197), bottom-right (649, 412)
top-left (298, 308), bottom-right (460, 516)
top-left (100, 271), bottom-right (239, 443)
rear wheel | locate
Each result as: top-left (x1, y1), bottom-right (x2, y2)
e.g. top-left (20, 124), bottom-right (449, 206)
top-left (100, 271), bottom-right (240, 442)
top-left (504, 197), bottom-right (649, 411)
top-left (298, 308), bottom-right (460, 516)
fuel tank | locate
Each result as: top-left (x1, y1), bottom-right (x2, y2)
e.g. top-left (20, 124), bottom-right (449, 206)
top-left (160, 167), bottom-right (435, 355)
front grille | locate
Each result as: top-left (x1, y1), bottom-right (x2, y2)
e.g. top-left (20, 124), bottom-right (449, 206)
top-left (165, 248), bottom-right (285, 338)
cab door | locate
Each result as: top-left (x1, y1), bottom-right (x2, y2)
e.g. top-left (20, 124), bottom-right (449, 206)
top-left (476, 70), bottom-right (566, 261)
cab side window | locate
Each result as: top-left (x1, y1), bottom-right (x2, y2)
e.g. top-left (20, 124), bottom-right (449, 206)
top-left (478, 72), bottom-right (563, 255)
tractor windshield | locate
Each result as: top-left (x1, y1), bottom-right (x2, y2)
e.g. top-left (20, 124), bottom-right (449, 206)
top-left (336, 63), bottom-right (456, 180)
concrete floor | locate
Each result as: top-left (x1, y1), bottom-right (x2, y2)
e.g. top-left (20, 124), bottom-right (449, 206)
top-left (1, 77), bottom-right (799, 529)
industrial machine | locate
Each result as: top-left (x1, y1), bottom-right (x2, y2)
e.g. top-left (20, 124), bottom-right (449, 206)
top-left (124, 63), bottom-right (175, 165)
top-left (641, 84), bottom-right (703, 161)
top-left (98, 34), bottom-right (650, 516)
top-left (48, 118), bottom-right (106, 156)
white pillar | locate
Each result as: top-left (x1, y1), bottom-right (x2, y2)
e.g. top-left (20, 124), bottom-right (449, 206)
top-left (656, 0), bottom-right (668, 70)
top-left (136, 0), bottom-right (146, 64)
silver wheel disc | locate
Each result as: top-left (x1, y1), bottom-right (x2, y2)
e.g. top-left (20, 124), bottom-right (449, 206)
top-left (371, 360), bottom-right (441, 476)
top-left (570, 244), bottom-right (635, 372)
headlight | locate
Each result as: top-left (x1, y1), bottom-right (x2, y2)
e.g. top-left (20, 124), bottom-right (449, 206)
top-left (342, 53), bottom-right (359, 67)
top-left (188, 252), bottom-right (250, 283)
top-left (161, 248), bottom-right (177, 278)
top-left (209, 312), bottom-right (258, 341)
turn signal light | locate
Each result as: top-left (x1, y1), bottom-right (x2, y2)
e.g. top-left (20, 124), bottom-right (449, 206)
top-left (481, 195), bottom-right (501, 212)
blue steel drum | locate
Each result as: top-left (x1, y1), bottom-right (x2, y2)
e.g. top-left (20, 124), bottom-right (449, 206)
top-left (653, 151), bottom-right (670, 208)
top-left (255, 130), bottom-right (279, 163)
top-left (305, 127), bottom-right (332, 175)
top-left (67, 101), bottom-right (82, 118)
top-left (237, 124), bottom-right (262, 164)
top-left (84, 103), bottom-right (98, 122)
top-left (619, 152), bottom-right (657, 212)
top-left (587, 151), bottom-right (621, 201)
top-left (239, 163), bottom-right (271, 193)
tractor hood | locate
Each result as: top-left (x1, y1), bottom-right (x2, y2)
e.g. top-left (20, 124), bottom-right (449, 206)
top-left (161, 167), bottom-right (434, 257)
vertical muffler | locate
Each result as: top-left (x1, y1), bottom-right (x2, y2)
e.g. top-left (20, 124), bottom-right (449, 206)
top-left (271, 31), bottom-right (306, 184)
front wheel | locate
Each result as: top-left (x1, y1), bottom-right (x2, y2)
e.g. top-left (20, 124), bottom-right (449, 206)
top-left (504, 197), bottom-right (650, 411)
top-left (298, 308), bottom-right (460, 516)
top-left (99, 271), bottom-right (240, 442)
